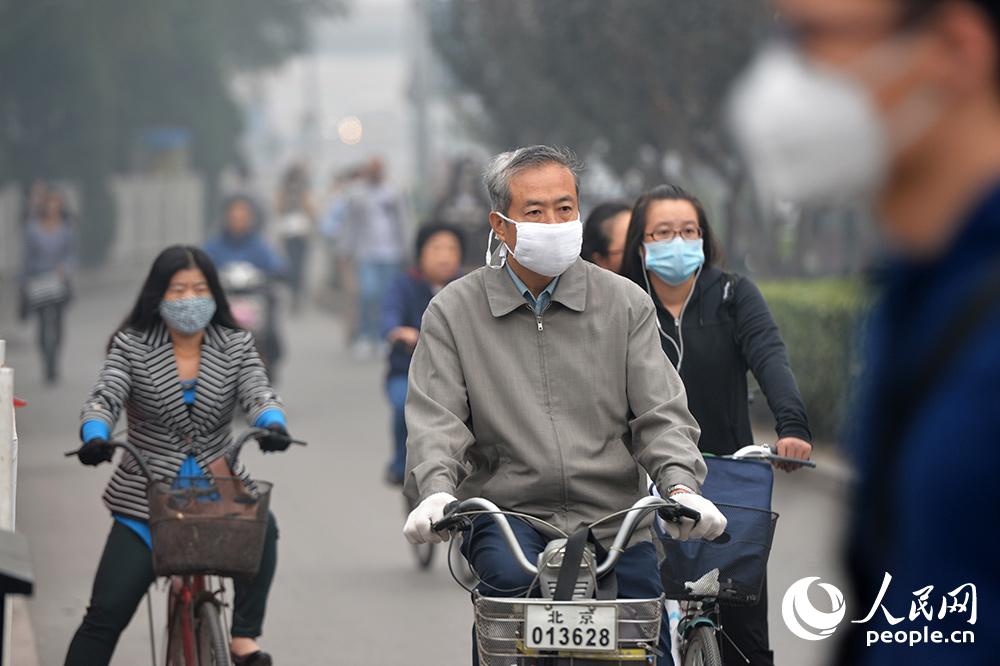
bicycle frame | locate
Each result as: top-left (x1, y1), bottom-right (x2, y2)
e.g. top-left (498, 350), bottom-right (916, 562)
top-left (67, 428), bottom-right (304, 666)
top-left (164, 574), bottom-right (229, 666)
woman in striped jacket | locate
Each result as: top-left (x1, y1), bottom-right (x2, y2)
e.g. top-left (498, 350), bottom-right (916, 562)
top-left (65, 246), bottom-right (293, 666)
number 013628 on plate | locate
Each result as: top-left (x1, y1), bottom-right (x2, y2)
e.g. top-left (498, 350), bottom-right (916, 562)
top-left (523, 604), bottom-right (617, 652)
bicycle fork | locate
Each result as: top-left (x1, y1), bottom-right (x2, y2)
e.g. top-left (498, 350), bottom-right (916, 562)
top-left (678, 611), bottom-right (751, 665)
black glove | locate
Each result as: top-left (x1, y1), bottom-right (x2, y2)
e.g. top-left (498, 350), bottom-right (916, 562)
top-left (257, 424), bottom-right (291, 453)
top-left (78, 438), bottom-right (114, 466)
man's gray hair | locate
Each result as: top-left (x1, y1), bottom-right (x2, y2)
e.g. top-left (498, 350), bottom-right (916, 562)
top-left (483, 145), bottom-right (582, 214)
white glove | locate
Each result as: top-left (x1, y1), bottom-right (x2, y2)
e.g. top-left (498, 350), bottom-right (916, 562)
top-left (661, 491), bottom-right (727, 542)
top-left (403, 492), bottom-right (457, 545)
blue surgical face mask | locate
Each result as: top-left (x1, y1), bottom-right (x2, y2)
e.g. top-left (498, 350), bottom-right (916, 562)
top-left (643, 238), bottom-right (705, 285)
top-left (159, 296), bottom-right (217, 334)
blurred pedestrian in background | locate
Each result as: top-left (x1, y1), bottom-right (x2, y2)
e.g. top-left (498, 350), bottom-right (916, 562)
top-left (380, 222), bottom-right (464, 485)
top-left (431, 157), bottom-right (491, 270)
top-left (275, 162), bottom-right (316, 313)
top-left (20, 185), bottom-right (77, 385)
top-left (320, 167), bottom-right (363, 346)
top-left (342, 156), bottom-right (408, 360)
top-left (582, 201), bottom-right (631, 273)
top-left (620, 184), bottom-right (812, 666)
top-left (204, 195), bottom-right (287, 376)
top-left (319, 167), bottom-right (358, 291)
top-left (730, 1), bottom-right (1000, 664)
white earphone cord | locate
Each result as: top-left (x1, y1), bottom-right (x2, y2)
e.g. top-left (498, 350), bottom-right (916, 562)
top-left (642, 265), bottom-right (701, 372)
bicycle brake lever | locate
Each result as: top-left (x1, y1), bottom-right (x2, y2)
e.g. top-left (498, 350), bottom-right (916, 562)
top-left (431, 500), bottom-right (465, 532)
top-left (658, 504), bottom-right (702, 523)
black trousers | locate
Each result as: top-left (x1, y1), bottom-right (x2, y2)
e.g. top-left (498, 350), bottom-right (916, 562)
top-left (36, 302), bottom-right (64, 382)
top-left (65, 514), bottom-right (278, 666)
top-left (720, 576), bottom-right (774, 666)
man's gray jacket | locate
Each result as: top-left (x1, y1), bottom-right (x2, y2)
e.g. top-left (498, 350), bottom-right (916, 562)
top-left (404, 257), bottom-right (706, 545)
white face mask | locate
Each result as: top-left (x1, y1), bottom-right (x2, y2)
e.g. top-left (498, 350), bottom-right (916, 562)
top-left (729, 38), bottom-right (946, 209)
top-left (486, 213), bottom-right (583, 277)
top-left (728, 44), bottom-right (890, 205)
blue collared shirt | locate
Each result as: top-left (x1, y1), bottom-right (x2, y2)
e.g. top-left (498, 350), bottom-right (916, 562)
top-left (505, 263), bottom-right (559, 315)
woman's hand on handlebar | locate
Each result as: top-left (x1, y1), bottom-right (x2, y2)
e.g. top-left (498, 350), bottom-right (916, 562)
top-left (403, 492), bottom-right (457, 545)
top-left (256, 424), bottom-right (291, 452)
top-left (774, 437), bottom-right (812, 472)
top-left (76, 438), bottom-right (114, 466)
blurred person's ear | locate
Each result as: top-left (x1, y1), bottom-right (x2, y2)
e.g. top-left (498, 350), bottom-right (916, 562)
top-left (933, 3), bottom-right (1000, 100)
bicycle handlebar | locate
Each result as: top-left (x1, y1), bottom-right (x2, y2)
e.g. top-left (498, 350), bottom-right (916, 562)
top-left (64, 428), bottom-right (307, 481)
top-left (730, 443), bottom-right (816, 468)
top-left (432, 495), bottom-right (729, 578)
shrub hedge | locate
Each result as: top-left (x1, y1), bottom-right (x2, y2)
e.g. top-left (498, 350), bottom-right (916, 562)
top-left (754, 278), bottom-right (868, 444)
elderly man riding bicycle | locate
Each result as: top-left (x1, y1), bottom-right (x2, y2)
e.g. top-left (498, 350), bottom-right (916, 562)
top-left (402, 145), bottom-right (727, 662)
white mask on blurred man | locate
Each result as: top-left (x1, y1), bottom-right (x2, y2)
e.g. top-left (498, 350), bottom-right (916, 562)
top-left (728, 43), bottom-right (941, 205)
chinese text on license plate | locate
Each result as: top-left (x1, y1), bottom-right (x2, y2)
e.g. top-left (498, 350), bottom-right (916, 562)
top-left (524, 604), bottom-right (617, 652)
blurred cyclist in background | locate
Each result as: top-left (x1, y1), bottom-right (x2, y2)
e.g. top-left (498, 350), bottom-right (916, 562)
top-left (581, 201), bottom-right (631, 273)
top-left (380, 223), bottom-right (464, 485)
top-left (204, 195), bottom-right (287, 375)
top-left (730, 1), bottom-right (1000, 663)
top-left (21, 185), bottom-right (77, 385)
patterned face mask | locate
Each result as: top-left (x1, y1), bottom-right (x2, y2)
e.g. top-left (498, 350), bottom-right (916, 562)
top-left (159, 296), bottom-right (216, 334)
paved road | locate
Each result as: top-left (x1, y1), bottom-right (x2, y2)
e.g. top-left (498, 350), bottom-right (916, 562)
top-left (5, 268), bottom-right (851, 665)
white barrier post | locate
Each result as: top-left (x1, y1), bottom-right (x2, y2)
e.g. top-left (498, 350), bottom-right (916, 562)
top-left (0, 340), bottom-right (17, 666)
top-left (0, 339), bottom-right (14, 530)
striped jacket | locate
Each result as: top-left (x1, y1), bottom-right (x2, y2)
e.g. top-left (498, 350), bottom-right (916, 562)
top-left (81, 323), bottom-right (284, 520)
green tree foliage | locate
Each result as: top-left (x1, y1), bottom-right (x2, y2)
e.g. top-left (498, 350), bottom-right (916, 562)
top-left (0, 0), bottom-right (344, 263)
top-left (756, 279), bottom-right (867, 442)
top-left (427, 0), bottom-right (770, 181)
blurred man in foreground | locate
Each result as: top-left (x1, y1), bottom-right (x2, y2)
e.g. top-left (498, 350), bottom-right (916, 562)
top-left (731, 1), bottom-right (1000, 664)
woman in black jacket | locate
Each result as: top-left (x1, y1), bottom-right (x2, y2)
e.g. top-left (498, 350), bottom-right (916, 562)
top-left (619, 184), bottom-right (812, 666)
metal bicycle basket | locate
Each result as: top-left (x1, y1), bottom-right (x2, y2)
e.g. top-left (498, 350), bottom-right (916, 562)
top-left (147, 476), bottom-right (272, 578)
top-left (657, 502), bottom-right (778, 605)
top-left (474, 593), bottom-right (664, 665)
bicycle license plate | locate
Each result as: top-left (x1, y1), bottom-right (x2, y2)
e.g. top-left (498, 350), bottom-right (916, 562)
top-left (524, 603), bottom-right (617, 652)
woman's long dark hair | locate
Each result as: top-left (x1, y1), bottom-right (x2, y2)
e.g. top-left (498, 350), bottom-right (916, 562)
top-left (110, 245), bottom-right (238, 349)
top-left (619, 184), bottom-right (722, 288)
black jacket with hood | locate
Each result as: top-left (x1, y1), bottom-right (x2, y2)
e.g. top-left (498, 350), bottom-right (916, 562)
top-left (651, 264), bottom-right (811, 455)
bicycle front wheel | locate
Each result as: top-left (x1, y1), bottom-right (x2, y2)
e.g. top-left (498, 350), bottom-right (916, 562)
top-left (197, 600), bottom-right (231, 666)
top-left (683, 625), bottom-right (722, 666)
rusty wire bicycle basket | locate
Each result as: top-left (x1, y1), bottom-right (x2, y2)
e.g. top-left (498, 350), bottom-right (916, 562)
top-left (147, 476), bottom-right (272, 578)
